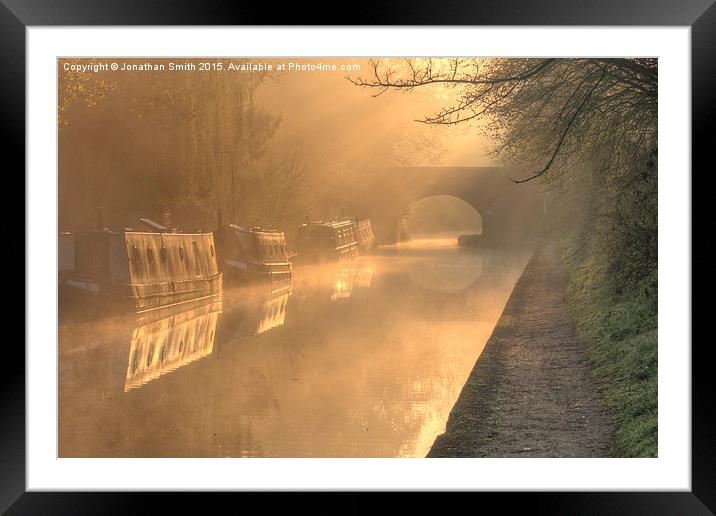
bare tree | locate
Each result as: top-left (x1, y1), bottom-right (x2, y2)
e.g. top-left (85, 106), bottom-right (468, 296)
top-left (349, 58), bottom-right (657, 183)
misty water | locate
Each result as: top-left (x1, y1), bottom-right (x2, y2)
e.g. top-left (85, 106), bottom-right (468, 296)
top-left (59, 236), bottom-right (532, 457)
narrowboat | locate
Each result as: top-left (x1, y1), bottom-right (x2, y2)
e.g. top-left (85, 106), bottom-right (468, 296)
top-left (340, 216), bottom-right (375, 252)
top-left (59, 221), bottom-right (222, 313)
top-left (353, 218), bottom-right (375, 252)
top-left (125, 300), bottom-right (222, 391)
top-left (215, 224), bottom-right (292, 293)
top-left (295, 219), bottom-right (359, 262)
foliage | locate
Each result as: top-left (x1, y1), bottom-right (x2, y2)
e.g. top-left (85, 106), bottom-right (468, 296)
top-left (554, 149), bottom-right (657, 457)
top-left (58, 59), bottom-right (310, 232)
top-left (561, 233), bottom-right (657, 457)
top-left (58, 60), bottom-right (117, 127)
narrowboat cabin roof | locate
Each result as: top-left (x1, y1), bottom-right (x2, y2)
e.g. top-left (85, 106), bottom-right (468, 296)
top-left (72, 227), bottom-right (213, 237)
top-left (299, 219), bottom-right (355, 230)
top-left (221, 224), bottom-right (286, 239)
top-left (228, 224), bottom-right (281, 234)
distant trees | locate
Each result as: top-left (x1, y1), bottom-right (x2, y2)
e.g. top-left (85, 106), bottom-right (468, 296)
top-left (58, 60), bottom-right (310, 231)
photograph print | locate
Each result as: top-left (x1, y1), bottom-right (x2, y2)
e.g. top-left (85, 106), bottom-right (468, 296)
top-left (58, 57), bottom-right (657, 458)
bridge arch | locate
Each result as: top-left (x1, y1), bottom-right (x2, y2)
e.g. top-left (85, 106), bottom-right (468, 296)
top-left (347, 167), bottom-right (544, 245)
top-left (398, 194), bottom-right (483, 242)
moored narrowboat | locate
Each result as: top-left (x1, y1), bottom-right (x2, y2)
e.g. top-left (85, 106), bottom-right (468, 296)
top-left (60, 222), bottom-right (222, 313)
top-left (215, 224), bottom-right (292, 293)
top-left (346, 217), bottom-right (375, 252)
top-left (295, 219), bottom-right (359, 262)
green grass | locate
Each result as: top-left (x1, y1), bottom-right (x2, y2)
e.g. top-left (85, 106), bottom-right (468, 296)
top-left (560, 238), bottom-right (658, 457)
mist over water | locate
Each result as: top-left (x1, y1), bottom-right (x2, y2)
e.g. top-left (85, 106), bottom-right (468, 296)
top-left (58, 58), bottom-right (535, 458)
top-left (59, 238), bottom-right (532, 457)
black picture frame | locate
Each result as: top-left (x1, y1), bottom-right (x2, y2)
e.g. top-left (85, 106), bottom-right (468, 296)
top-left (5, 1), bottom-right (708, 513)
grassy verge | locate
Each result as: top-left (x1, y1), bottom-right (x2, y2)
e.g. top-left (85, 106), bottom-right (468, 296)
top-left (560, 237), bottom-right (658, 457)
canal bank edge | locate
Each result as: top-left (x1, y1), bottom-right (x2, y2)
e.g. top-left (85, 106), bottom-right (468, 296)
top-left (428, 241), bottom-right (613, 458)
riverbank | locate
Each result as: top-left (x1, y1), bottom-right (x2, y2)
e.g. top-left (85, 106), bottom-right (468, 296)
top-left (428, 241), bottom-right (613, 457)
top-left (560, 238), bottom-right (657, 457)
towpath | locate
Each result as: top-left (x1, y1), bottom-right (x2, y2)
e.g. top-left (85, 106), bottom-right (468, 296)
top-left (428, 241), bottom-right (613, 457)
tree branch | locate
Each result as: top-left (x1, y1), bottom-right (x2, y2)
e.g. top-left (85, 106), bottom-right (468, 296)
top-left (511, 65), bottom-right (608, 184)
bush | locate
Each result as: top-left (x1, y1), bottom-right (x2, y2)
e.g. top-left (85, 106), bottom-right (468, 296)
top-left (561, 233), bottom-right (657, 457)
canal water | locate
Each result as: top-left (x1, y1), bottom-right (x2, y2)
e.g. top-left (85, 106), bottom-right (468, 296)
top-left (59, 237), bottom-right (533, 457)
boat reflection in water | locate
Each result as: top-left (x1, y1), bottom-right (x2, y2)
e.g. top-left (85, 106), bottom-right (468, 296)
top-left (222, 279), bottom-right (292, 337)
top-left (292, 257), bottom-right (375, 305)
top-left (124, 300), bottom-right (222, 391)
top-left (250, 288), bottom-right (290, 335)
top-left (331, 260), bottom-right (374, 301)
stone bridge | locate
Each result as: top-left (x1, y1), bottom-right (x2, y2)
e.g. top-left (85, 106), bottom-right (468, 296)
top-left (345, 167), bottom-right (545, 244)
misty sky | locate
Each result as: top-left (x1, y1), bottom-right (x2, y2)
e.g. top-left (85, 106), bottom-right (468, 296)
top-left (254, 58), bottom-right (494, 168)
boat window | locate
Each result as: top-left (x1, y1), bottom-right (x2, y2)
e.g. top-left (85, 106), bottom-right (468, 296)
top-left (131, 245), bottom-right (141, 264)
top-left (146, 350), bottom-right (153, 367)
top-left (178, 340), bottom-right (184, 354)
top-left (210, 244), bottom-right (214, 257)
top-left (160, 346), bottom-right (167, 364)
top-left (160, 246), bottom-right (168, 262)
top-left (147, 246), bottom-right (155, 265)
top-left (179, 246), bottom-right (185, 261)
